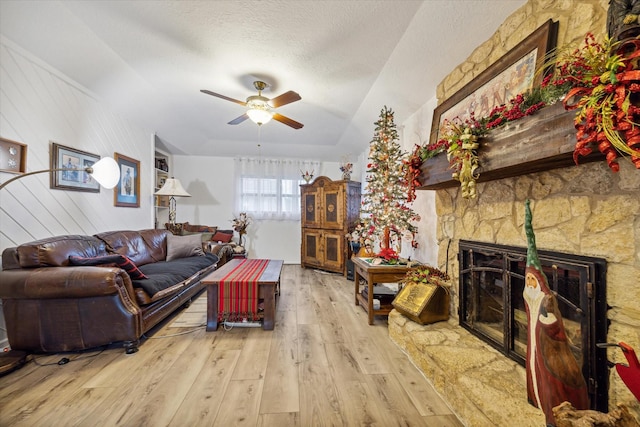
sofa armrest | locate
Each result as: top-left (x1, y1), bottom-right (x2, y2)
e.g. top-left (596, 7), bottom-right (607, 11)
top-left (206, 243), bottom-right (234, 267)
top-left (0, 266), bottom-right (136, 300)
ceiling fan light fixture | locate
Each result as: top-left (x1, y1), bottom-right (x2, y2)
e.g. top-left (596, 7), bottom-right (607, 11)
top-left (247, 108), bottom-right (273, 125)
top-left (201, 80), bottom-right (302, 128)
top-left (246, 96), bottom-right (273, 125)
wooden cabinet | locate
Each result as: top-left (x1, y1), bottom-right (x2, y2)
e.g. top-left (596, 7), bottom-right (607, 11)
top-left (301, 176), bottom-right (361, 274)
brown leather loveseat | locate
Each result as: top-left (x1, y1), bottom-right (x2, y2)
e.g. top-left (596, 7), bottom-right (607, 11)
top-left (0, 228), bottom-right (225, 354)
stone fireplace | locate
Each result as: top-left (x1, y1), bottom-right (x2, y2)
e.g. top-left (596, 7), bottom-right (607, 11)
top-left (391, 2), bottom-right (639, 425)
top-left (458, 240), bottom-right (608, 412)
top-left (389, 157), bottom-right (639, 425)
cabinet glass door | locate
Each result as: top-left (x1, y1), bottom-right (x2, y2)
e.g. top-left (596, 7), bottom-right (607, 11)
top-left (322, 232), bottom-right (343, 271)
top-left (322, 187), bottom-right (344, 229)
top-left (302, 230), bottom-right (322, 265)
top-left (302, 189), bottom-right (321, 228)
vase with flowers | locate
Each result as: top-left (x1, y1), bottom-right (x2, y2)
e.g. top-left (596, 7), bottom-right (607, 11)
top-left (231, 212), bottom-right (251, 247)
top-left (339, 161), bottom-right (353, 180)
top-left (301, 169), bottom-right (314, 183)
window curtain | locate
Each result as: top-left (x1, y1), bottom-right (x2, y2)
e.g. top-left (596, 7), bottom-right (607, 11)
top-left (234, 157), bottom-right (320, 220)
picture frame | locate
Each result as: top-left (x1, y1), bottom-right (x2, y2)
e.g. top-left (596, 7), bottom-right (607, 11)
top-left (429, 19), bottom-right (558, 146)
top-left (0, 137), bottom-right (28, 174)
top-left (50, 142), bottom-right (101, 192)
top-left (114, 152), bottom-right (140, 208)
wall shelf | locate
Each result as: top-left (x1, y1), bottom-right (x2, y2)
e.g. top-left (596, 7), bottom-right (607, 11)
top-left (154, 149), bottom-right (171, 228)
top-left (418, 103), bottom-right (604, 190)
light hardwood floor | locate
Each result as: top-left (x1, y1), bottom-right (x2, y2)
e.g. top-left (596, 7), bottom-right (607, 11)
top-left (0, 265), bottom-right (463, 426)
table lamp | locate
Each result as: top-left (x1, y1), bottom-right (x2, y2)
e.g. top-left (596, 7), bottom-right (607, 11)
top-left (154, 177), bottom-right (191, 225)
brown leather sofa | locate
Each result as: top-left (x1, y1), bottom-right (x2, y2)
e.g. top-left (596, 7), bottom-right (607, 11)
top-left (0, 229), bottom-right (232, 354)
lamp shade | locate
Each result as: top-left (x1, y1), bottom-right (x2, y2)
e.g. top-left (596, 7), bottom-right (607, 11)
top-left (154, 178), bottom-right (191, 197)
top-left (89, 157), bottom-right (121, 189)
top-left (247, 108), bottom-right (273, 125)
top-left (0, 156), bottom-right (121, 191)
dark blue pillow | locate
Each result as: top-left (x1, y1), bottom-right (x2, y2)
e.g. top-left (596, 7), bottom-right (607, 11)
top-left (69, 254), bottom-right (148, 280)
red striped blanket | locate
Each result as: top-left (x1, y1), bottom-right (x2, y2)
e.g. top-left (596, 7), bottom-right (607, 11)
top-left (218, 259), bottom-right (269, 322)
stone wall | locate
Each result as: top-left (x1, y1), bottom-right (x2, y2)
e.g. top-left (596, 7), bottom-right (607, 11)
top-left (391, 0), bottom-right (640, 424)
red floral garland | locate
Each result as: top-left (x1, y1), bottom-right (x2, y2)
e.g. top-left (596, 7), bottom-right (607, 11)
top-left (543, 32), bottom-right (640, 171)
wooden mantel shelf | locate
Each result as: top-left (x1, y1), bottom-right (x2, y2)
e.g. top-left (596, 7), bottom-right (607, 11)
top-left (418, 102), bottom-right (604, 190)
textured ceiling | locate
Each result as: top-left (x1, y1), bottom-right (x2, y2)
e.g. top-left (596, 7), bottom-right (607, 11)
top-left (0, 0), bottom-right (526, 161)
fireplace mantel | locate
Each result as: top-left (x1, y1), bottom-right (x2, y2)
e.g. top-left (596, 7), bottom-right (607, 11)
top-left (418, 102), bottom-right (605, 190)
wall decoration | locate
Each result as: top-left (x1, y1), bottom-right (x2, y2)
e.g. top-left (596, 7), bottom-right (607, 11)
top-left (429, 19), bottom-right (558, 146)
top-left (114, 153), bottom-right (140, 208)
top-left (0, 137), bottom-right (27, 174)
top-left (50, 142), bottom-right (100, 192)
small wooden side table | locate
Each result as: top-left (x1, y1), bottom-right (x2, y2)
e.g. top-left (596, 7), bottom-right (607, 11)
top-left (352, 257), bottom-right (413, 325)
top-left (231, 250), bottom-right (247, 259)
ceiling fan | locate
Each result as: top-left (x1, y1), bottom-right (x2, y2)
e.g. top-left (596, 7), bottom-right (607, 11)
top-left (201, 81), bottom-right (303, 129)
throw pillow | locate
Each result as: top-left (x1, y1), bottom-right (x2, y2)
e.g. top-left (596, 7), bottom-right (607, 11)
top-left (211, 231), bottom-right (233, 243)
top-left (183, 223), bottom-right (217, 233)
top-left (69, 254), bottom-right (148, 280)
top-left (166, 233), bottom-right (205, 262)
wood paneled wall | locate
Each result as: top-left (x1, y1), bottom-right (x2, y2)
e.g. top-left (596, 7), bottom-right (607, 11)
top-left (0, 38), bottom-right (154, 349)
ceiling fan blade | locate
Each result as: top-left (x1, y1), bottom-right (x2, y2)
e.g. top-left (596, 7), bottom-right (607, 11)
top-left (228, 113), bottom-right (249, 125)
top-left (269, 91), bottom-right (301, 108)
top-left (273, 113), bottom-right (304, 129)
top-left (200, 89), bottom-right (246, 106)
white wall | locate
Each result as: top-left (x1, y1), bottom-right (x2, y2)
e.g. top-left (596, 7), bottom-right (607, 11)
top-left (172, 155), bottom-right (355, 264)
top-left (399, 96), bottom-right (439, 266)
top-left (0, 37), bottom-right (154, 350)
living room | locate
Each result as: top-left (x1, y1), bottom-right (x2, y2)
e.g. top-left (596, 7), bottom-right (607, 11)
top-left (2, 1), bottom-right (640, 426)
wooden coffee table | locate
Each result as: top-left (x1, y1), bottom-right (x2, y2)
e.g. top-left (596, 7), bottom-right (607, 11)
top-left (203, 259), bottom-right (283, 331)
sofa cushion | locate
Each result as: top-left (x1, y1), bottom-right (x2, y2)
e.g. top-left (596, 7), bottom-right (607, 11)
top-left (68, 254), bottom-right (148, 280)
top-left (16, 235), bottom-right (107, 268)
top-left (134, 252), bottom-right (218, 301)
top-left (166, 234), bottom-right (205, 262)
top-left (96, 229), bottom-right (168, 266)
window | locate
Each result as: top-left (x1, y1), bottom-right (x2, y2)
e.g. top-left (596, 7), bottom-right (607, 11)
top-left (234, 158), bottom-right (320, 220)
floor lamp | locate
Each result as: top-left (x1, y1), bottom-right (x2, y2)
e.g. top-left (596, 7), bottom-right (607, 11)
top-left (0, 156), bottom-right (120, 374)
top-left (154, 177), bottom-right (191, 225)
top-left (0, 157), bottom-right (120, 190)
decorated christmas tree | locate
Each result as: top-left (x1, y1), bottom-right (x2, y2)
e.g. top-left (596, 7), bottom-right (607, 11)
top-left (360, 106), bottom-right (420, 253)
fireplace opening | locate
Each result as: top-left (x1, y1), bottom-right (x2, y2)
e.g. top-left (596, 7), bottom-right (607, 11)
top-left (458, 240), bottom-right (609, 412)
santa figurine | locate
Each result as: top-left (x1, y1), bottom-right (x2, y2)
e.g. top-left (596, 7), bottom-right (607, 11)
top-left (522, 199), bottom-right (589, 426)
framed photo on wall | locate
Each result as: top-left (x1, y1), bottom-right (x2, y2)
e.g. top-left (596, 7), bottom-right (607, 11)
top-left (0, 137), bottom-right (27, 174)
top-left (114, 152), bottom-right (140, 208)
top-left (50, 142), bottom-right (101, 192)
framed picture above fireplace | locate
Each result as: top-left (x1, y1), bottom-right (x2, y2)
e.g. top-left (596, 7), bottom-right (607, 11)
top-left (429, 19), bottom-right (558, 146)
